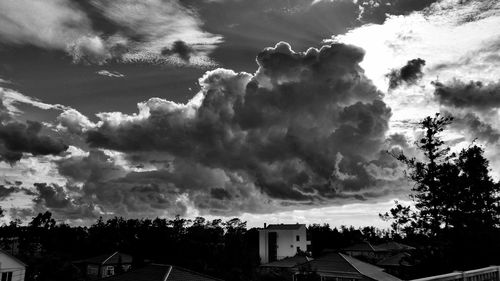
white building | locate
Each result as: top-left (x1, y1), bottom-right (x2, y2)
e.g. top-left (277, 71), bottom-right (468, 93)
top-left (258, 224), bottom-right (311, 264)
top-left (0, 249), bottom-right (26, 281)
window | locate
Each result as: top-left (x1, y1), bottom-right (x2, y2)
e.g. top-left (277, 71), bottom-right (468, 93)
top-left (1, 272), bottom-right (12, 281)
top-left (296, 246), bottom-right (300, 253)
top-left (87, 265), bottom-right (98, 276)
top-left (296, 235), bottom-right (300, 241)
top-left (105, 266), bottom-right (115, 276)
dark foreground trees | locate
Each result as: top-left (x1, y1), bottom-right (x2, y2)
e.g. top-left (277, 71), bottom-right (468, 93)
top-left (382, 114), bottom-right (500, 275)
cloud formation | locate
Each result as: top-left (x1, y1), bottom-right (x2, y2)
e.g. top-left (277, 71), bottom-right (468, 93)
top-left (50, 41), bottom-right (399, 219)
top-left (0, 0), bottom-right (222, 66)
top-left (0, 94), bottom-right (69, 164)
top-left (387, 58), bottom-right (426, 89)
top-left (434, 79), bottom-right (500, 110)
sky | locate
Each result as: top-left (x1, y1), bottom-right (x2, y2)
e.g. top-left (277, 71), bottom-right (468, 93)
top-left (0, 0), bottom-right (499, 228)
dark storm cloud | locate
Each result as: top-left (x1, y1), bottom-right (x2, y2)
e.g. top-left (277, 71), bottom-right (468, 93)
top-left (387, 58), bottom-right (426, 89)
top-left (80, 42), bottom-right (395, 216)
top-left (0, 185), bottom-right (18, 200)
top-left (0, 101), bottom-right (68, 163)
top-left (162, 40), bottom-right (194, 62)
top-left (433, 79), bottom-right (500, 110)
top-left (32, 182), bottom-right (97, 220)
top-left (50, 149), bottom-right (271, 218)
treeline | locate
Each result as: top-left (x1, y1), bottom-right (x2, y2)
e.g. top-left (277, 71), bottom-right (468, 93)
top-left (0, 213), bottom-right (397, 281)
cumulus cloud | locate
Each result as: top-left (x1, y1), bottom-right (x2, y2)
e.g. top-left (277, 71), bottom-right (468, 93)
top-left (63, 41), bottom-right (400, 218)
top-left (387, 58), bottom-right (426, 89)
top-left (0, 121), bottom-right (69, 164)
top-left (32, 183), bottom-right (97, 220)
top-left (57, 109), bottom-right (96, 134)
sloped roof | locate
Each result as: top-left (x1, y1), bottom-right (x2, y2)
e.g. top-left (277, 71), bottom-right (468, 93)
top-left (76, 251), bottom-right (133, 265)
top-left (299, 252), bottom-right (360, 275)
top-left (265, 224), bottom-right (306, 230)
top-left (294, 252), bottom-right (402, 281)
top-left (102, 264), bottom-right (223, 281)
top-left (342, 242), bottom-right (380, 252)
top-left (261, 256), bottom-right (313, 268)
top-left (376, 242), bottom-right (415, 252)
top-left (341, 253), bottom-right (402, 281)
top-left (0, 248), bottom-right (26, 267)
top-left (377, 252), bottom-right (413, 267)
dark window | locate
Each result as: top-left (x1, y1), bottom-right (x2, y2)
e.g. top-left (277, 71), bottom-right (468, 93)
top-left (1, 272), bottom-right (12, 281)
top-left (297, 246), bottom-right (300, 253)
top-left (268, 232), bottom-right (278, 262)
top-left (296, 235), bottom-right (300, 241)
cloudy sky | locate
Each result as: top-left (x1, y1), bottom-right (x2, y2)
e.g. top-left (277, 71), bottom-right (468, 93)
top-left (0, 0), bottom-right (499, 227)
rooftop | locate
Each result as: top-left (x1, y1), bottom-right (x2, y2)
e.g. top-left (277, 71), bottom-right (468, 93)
top-left (264, 224), bottom-right (306, 230)
top-left (342, 241), bottom-right (415, 253)
top-left (295, 252), bottom-right (402, 281)
top-left (101, 264), bottom-right (223, 281)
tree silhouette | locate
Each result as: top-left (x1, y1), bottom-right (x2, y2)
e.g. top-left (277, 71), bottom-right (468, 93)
top-left (381, 113), bottom-right (500, 272)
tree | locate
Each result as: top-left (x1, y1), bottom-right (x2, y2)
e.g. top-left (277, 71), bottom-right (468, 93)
top-left (382, 114), bottom-right (500, 236)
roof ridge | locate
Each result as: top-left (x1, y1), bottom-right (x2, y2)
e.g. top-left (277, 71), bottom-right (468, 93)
top-left (0, 248), bottom-right (26, 267)
top-left (102, 251), bottom-right (118, 264)
top-left (163, 265), bottom-right (173, 281)
top-left (339, 253), bottom-right (361, 274)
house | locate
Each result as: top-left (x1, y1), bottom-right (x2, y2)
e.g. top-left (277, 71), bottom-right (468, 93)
top-left (0, 248), bottom-right (26, 281)
top-left (259, 223), bottom-right (311, 264)
top-left (100, 264), bottom-right (223, 281)
top-left (74, 251), bottom-right (132, 279)
top-left (293, 252), bottom-right (402, 281)
top-left (342, 241), bottom-right (415, 263)
top-left (342, 241), bottom-right (383, 261)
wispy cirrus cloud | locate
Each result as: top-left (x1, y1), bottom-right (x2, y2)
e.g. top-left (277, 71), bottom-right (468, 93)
top-left (96, 70), bottom-right (125, 78)
top-left (0, 0), bottom-right (222, 66)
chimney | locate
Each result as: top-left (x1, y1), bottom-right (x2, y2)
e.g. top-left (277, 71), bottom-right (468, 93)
top-left (264, 223), bottom-right (267, 228)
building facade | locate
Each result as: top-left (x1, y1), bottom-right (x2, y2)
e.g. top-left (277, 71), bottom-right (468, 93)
top-left (0, 249), bottom-right (25, 281)
top-left (74, 251), bottom-right (132, 280)
top-left (259, 224), bottom-right (311, 264)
